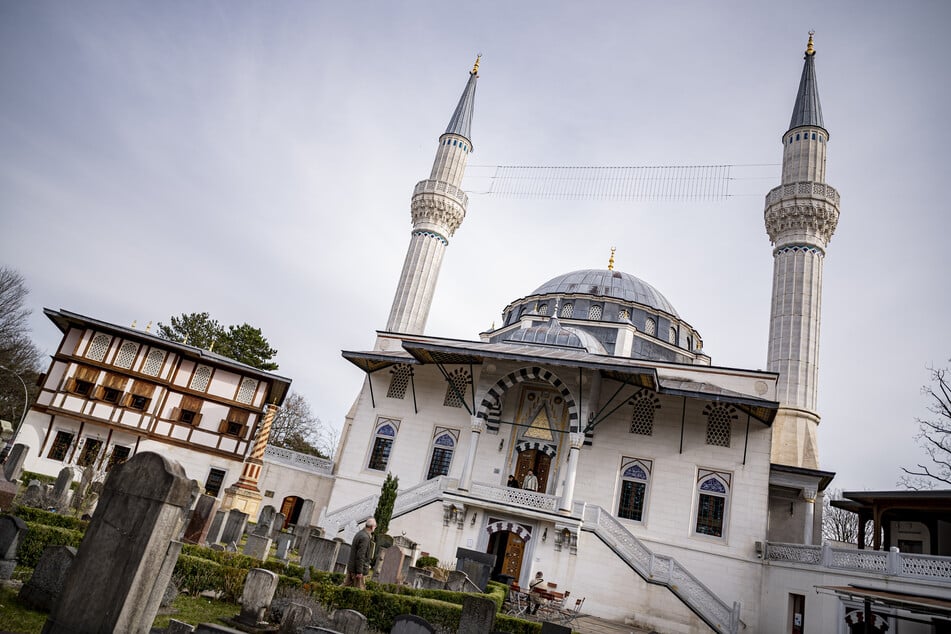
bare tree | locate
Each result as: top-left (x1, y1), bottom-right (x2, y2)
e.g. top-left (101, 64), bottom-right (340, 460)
top-left (900, 363), bottom-right (951, 490)
top-left (268, 392), bottom-right (331, 458)
top-left (0, 267), bottom-right (43, 428)
top-left (822, 490), bottom-right (875, 545)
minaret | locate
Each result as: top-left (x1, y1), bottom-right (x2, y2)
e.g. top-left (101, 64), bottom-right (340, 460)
top-left (385, 57), bottom-right (479, 334)
top-left (765, 33), bottom-right (840, 470)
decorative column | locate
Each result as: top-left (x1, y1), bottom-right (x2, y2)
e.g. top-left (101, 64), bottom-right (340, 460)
top-left (802, 486), bottom-right (817, 545)
top-left (559, 433), bottom-right (585, 512)
top-left (458, 416), bottom-right (484, 491)
top-left (221, 403), bottom-right (278, 516)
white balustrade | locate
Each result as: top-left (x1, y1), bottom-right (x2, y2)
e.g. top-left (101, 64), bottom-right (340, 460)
top-left (765, 541), bottom-right (951, 582)
top-left (264, 445), bottom-right (333, 474)
top-left (469, 482), bottom-right (560, 512)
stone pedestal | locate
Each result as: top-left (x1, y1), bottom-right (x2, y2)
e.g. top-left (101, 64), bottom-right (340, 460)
top-left (221, 483), bottom-right (263, 519)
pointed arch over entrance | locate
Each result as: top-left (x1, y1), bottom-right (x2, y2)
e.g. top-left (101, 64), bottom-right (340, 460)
top-left (477, 366), bottom-right (579, 433)
top-left (485, 519), bottom-right (533, 583)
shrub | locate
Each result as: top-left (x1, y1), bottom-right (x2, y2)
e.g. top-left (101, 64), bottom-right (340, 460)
top-left (174, 554), bottom-right (225, 596)
top-left (415, 555), bottom-right (438, 568)
top-left (12, 506), bottom-right (88, 532)
top-left (16, 523), bottom-right (84, 568)
top-left (221, 566), bottom-right (248, 603)
top-left (19, 471), bottom-right (55, 487)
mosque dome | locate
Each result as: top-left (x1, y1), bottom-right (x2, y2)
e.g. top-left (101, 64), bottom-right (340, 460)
top-left (531, 269), bottom-right (679, 317)
top-left (504, 318), bottom-right (608, 355)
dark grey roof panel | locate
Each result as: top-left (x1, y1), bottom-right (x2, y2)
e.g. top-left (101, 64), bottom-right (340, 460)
top-left (788, 52), bottom-right (825, 132)
top-left (531, 269), bottom-right (680, 317)
top-left (445, 71), bottom-right (477, 142)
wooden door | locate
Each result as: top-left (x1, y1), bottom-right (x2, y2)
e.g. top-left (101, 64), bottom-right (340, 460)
top-left (280, 496), bottom-right (298, 529)
top-left (515, 450), bottom-right (553, 493)
top-left (501, 533), bottom-right (524, 579)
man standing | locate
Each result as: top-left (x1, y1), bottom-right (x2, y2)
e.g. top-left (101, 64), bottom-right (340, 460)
top-left (528, 570), bottom-right (546, 615)
top-left (343, 517), bottom-right (376, 589)
top-left (522, 470), bottom-right (538, 492)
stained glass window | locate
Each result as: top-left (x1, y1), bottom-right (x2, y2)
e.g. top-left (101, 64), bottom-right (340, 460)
top-left (617, 460), bottom-right (650, 522)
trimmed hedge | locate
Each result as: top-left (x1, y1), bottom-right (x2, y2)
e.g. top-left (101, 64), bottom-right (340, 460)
top-left (12, 506), bottom-right (88, 531)
top-left (179, 543), bottom-right (306, 580)
top-left (17, 523), bottom-right (85, 568)
top-left (415, 555), bottom-right (438, 568)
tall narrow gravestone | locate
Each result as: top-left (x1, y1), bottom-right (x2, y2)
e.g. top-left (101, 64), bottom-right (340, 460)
top-left (42, 452), bottom-right (196, 634)
top-left (2, 443), bottom-right (28, 482)
top-left (183, 494), bottom-right (220, 545)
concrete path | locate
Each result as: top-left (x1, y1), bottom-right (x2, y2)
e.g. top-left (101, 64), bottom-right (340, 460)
top-left (556, 614), bottom-right (653, 633)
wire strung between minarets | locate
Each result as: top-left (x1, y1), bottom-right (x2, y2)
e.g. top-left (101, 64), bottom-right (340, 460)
top-left (463, 163), bottom-right (779, 201)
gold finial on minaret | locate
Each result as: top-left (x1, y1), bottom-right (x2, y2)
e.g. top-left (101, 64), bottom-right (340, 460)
top-left (145, 320), bottom-right (152, 332)
top-left (607, 247), bottom-right (616, 271)
top-left (472, 54), bottom-right (481, 75)
top-left (805, 31), bottom-right (815, 56)
top-left (131, 320), bottom-right (137, 329)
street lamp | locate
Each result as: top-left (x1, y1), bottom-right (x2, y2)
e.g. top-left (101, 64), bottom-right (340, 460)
top-left (0, 364), bottom-right (29, 461)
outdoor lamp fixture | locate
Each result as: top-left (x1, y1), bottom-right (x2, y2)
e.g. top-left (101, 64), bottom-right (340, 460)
top-left (498, 439), bottom-right (504, 452)
top-left (542, 527), bottom-right (548, 542)
top-left (470, 512), bottom-right (477, 526)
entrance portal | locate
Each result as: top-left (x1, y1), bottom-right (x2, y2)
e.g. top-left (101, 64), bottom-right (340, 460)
top-left (515, 449), bottom-right (552, 493)
top-left (279, 496), bottom-right (304, 529)
top-left (487, 530), bottom-right (525, 582)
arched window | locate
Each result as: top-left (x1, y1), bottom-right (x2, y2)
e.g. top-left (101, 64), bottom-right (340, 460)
top-left (695, 470), bottom-right (731, 538)
top-left (86, 333), bottom-right (111, 362)
top-left (443, 368), bottom-right (470, 408)
top-left (561, 303), bottom-right (573, 318)
top-left (537, 304), bottom-right (548, 316)
top-left (387, 364), bottom-right (412, 399)
top-left (644, 318), bottom-right (656, 336)
top-left (588, 305), bottom-right (602, 320)
top-left (630, 391), bottom-right (660, 436)
top-left (114, 341), bottom-right (139, 369)
top-left (617, 458), bottom-right (651, 522)
top-left (236, 378), bottom-right (258, 404)
top-left (668, 326), bottom-right (677, 344)
top-left (142, 349), bottom-right (166, 376)
top-left (618, 308), bottom-right (630, 321)
top-left (427, 429), bottom-right (457, 479)
top-left (703, 404), bottom-right (737, 447)
top-left (189, 365), bottom-right (213, 392)
top-left (368, 418), bottom-right (399, 471)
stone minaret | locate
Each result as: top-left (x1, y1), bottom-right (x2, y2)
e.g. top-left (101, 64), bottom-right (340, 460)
top-left (385, 58), bottom-right (479, 334)
top-left (765, 33), bottom-right (840, 469)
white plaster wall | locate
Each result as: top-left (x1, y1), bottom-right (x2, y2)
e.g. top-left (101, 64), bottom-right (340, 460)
top-left (257, 462), bottom-right (334, 523)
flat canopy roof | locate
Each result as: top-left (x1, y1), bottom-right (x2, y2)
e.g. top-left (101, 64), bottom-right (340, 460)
top-left (818, 585), bottom-right (951, 618)
top-left (831, 490), bottom-right (951, 514)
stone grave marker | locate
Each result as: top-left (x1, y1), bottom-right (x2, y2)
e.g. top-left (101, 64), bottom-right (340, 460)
top-left (455, 547), bottom-right (495, 592)
top-left (296, 499), bottom-right (316, 530)
top-left (220, 509), bottom-right (248, 545)
top-left (255, 504), bottom-right (276, 535)
top-left (2, 443), bottom-right (28, 482)
top-left (243, 533), bottom-right (272, 560)
top-left (206, 509), bottom-right (226, 544)
top-left (334, 541), bottom-right (351, 574)
top-left (458, 595), bottom-right (496, 634)
top-left (183, 494), bottom-right (220, 545)
top-left (0, 514), bottom-right (27, 579)
top-left (19, 479), bottom-right (44, 508)
top-left (390, 615), bottom-right (435, 634)
top-left (539, 622), bottom-right (571, 634)
top-left (332, 609), bottom-right (367, 634)
top-left (0, 479), bottom-right (16, 511)
top-left (42, 452), bottom-right (195, 634)
top-left (18, 545), bottom-right (77, 611)
top-left (376, 543), bottom-right (405, 584)
top-left (50, 467), bottom-right (75, 511)
top-left (234, 568), bottom-right (279, 626)
top-left (274, 532), bottom-right (294, 561)
top-left (166, 618), bottom-right (195, 633)
top-left (69, 465), bottom-right (95, 512)
top-left (271, 512), bottom-right (286, 539)
top-left (279, 602), bottom-right (313, 634)
top-left (301, 534), bottom-right (340, 571)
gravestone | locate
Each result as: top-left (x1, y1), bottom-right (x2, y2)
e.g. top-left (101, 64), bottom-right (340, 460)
top-left (2, 443), bottom-right (28, 482)
top-left (42, 452), bottom-right (196, 634)
top-left (279, 602), bottom-right (313, 634)
top-left (221, 509), bottom-right (249, 545)
top-left (300, 534), bottom-right (340, 571)
top-left (446, 569), bottom-right (477, 592)
top-left (296, 499), bottom-right (316, 530)
top-left (243, 533), bottom-right (272, 560)
top-left (334, 542), bottom-right (351, 574)
top-left (0, 515), bottom-right (28, 579)
top-left (166, 619), bottom-right (194, 633)
top-left (256, 505), bottom-right (276, 535)
top-left (18, 545), bottom-right (77, 611)
top-left (414, 574), bottom-right (445, 591)
top-left (332, 609), bottom-right (367, 634)
top-left (183, 494), bottom-right (220, 545)
top-left (390, 615), bottom-right (436, 634)
top-left (0, 480), bottom-right (16, 513)
top-left (207, 509), bottom-right (226, 545)
top-left (20, 479), bottom-right (45, 508)
top-left (455, 547), bottom-right (495, 592)
top-left (235, 568), bottom-right (279, 626)
top-left (69, 466), bottom-right (95, 512)
top-left (458, 595), bottom-right (496, 634)
top-left (376, 544), bottom-right (405, 584)
top-left (274, 532), bottom-right (294, 561)
top-left (539, 623), bottom-right (571, 634)
top-left (225, 541), bottom-right (238, 553)
top-left (271, 512), bottom-right (286, 539)
top-left (50, 466), bottom-right (75, 511)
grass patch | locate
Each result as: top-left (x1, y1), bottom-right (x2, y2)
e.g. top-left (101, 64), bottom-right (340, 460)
top-left (0, 585), bottom-right (237, 633)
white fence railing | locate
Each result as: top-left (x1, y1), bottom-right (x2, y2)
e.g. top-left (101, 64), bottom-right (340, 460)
top-left (764, 542), bottom-right (951, 582)
top-left (317, 476), bottom-right (454, 536)
top-left (264, 445), bottom-right (333, 474)
top-left (468, 482), bottom-right (561, 512)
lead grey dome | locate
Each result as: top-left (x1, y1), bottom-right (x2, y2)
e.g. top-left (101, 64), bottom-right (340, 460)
top-left (532, 269), bottom-right (679, 317)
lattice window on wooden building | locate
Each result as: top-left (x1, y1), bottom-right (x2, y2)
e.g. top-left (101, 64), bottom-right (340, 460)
top-left (142, 349), bottom-right (166, 376)
top-left (236, 377), bottom-right (258, 404)
top-left (443, 368), bottom-right (470, 408)
top-left (189, 365), bottom-right (213, 392)
top-left (114, 341), bottom-right (139, 369)
top-left (85, 333), bottom-right (111, 362)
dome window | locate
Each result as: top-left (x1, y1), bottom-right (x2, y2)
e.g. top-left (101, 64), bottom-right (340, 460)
top-left (588, 305), bottom-right (602, 320)
top-left (561, 303), bottom-right (573, 318)
top-left (644, 318), bottom-right (656, 336)
top-left (668, 326), bottom-right (677, 344)
top-left (538, 304), bottom-right (548, 316)
top-left (618, 309), bottom-right (630, 321)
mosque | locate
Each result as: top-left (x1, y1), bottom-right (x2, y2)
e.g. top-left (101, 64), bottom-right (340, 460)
top-left (12, 35), bottom-right (951, 633)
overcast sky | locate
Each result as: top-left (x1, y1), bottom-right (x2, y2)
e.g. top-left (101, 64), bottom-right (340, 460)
top-left (2, 2), bottom-right (949, 493)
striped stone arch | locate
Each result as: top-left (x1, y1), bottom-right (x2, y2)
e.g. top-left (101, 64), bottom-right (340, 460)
top-left (477, 366), bottom-right (579, 434)
top-left (515, 440), bottom-right (557, 458)
top-left (485, 520), bottom-right (532, 542)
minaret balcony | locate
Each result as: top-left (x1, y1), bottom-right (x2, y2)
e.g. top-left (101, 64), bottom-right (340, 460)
top-left (766, 181), bottom-right (839, 207)
top-left (413, 178), bottom-right (469, 207)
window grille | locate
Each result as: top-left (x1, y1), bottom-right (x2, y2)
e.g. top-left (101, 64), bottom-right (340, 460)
top-left (189, 365), bottom-right (213, 392)
top-left (561, 303), bottom-right (573, 318)
top-left (387, 364), bottom-right (412, 399)
top-left (588, 305), bottom-right (602, 320)
top-left (142, 349), bottom-right (165, 376)
top-left (704, 404), bottom-right (736, 447)
top-left (630, 391), bottom-right (660, 435)
top-left (114, 341), bottom-right (138, 369)
top-left (443, 368), bottom-right (470, 408)
top-left (86, 333), bottom-right (111, 362)
top-left (236, 378), bottom-right (258, 404)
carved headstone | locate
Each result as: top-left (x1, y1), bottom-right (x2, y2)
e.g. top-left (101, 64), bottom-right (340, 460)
top-left (279, 602), bottom-right (313, 634)
top-left (2, 443), bottom-right (28, 482)
top-left (41, 452), bottom-right (195, 634)
top-left (221, 509), bottom-right (249, 545)
top-left (183, 494), bottom-right (220, 545)
top-left (274, 532), bottom-right (294, 561)
top-left (69, 466), bottom-right (95, 512)
top-left (376, 544), bottom-right (405, 585)
top-left (18, 545), bottom-right (77, 611)
top-left (296, 499), bottom-right (316, 530)
top-left (50, 467), bottom-right (75, 511)
top-left (390, 615), bottom-right (436, 634)
top-left (332, 609), bottom-right (367, 634)
top-left (243, 533), bottom-right (272, 561)
top-left (235, 568), bottom-right (279, 626)
top-left (0, 515), bottom-right (28, 580)
top-left (166, 619), bottom-right (195, 634)
top-left (458, 595), bottom-right (496, 634)
top-left (334, 542), bottom-right (351, 574)
top-left (255, 505), bottom-right (276, 536)
top-left (0, 479), bottom-right (16, 512)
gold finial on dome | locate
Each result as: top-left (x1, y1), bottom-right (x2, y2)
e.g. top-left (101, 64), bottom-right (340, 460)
top-left (472, 54), bottom-right (481, 74)
top-left (607, 247), bottom-right (616, 271)
top-left (806, 31), bottom-right (815, 56)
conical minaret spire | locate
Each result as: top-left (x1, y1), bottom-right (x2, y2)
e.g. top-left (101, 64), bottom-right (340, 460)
top-left (764, 34), bottom-right (840, 469)
top-left (386, 59), bottom-right (479, 334)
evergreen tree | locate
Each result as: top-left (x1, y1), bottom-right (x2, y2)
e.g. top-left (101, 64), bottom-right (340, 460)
top-left (374, 472), bottom-right (399, 537)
